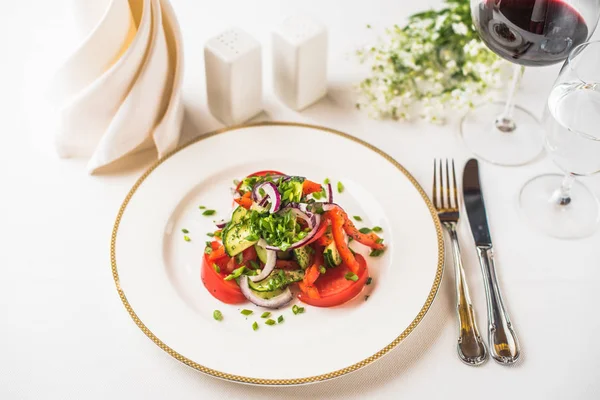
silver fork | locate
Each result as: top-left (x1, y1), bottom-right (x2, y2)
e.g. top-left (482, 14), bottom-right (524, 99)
top-left (433, 159), bottom-right (487, 366)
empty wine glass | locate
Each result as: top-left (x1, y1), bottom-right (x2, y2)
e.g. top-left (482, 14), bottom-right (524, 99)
top-left (463, 0), bottom-right (600, 166)
top-left (519, 40), bottom-right (600, 238)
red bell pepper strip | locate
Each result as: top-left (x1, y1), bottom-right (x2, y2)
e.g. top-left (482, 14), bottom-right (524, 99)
top-left (302, 179), bottom-right (323, 196)
top-left (328, 209), bottom-right (361, 274)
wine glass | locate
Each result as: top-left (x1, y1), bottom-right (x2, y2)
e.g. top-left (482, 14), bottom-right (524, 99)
top-left (462, 0), bottom-right (600, 166)
top-left (519, 40), bottom-right (600, 238)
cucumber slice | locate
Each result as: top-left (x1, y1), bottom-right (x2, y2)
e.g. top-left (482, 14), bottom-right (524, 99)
top-left (231, 206), bottom-right (248, 224)
top-left (255, 244), bottom-right (268, 264)
top-left (293, 246), bottom-right (312, 269)
top-left (223, 222), bottom-right (257, 256)
top-left (324, 242), bottom-right (342, 267)
top-left (247, 269), bottom-right (305, 292)
top-left (277, 250), bottom-right (293, 260)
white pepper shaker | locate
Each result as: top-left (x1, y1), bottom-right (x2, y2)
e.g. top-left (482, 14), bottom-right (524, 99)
top-left (204, 28), bottom-right (263, 125)
top-left (272, 16), bottom-right (328, 111)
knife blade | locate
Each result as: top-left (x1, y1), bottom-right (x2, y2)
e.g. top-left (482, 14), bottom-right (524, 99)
top-left (463, 159), bottom-right (492, 247)
top-left (462, 158), bottom-right (520, 365)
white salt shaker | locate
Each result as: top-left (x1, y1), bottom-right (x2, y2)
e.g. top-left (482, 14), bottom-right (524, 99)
top-left (272, 16), bottom-right (328, 111)
top-left (204, 28), bottom-right (263, 125)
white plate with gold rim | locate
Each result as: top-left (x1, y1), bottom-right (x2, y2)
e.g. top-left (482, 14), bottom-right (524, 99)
top-left (112, 122), bottom-right (444, 385)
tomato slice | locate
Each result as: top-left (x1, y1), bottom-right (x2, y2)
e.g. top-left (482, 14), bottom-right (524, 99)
top-left (302, 179), bottom-right (323, 195)
top-left (275, 259), bottom-right (301, 270)
top-left (201, 251), bottom-right (246, 304)
top-left (298, 254), bottom-right (369, 307)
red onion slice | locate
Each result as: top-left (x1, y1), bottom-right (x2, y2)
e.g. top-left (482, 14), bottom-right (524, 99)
top-left (215, 219), bottom-right (229, 229)
top-left (250, 240), bottom-right (276, 282)
top-left (252, 182), bottom-right (281, 214)
top-left (326, 183), bottom-right (333, 203)
top-left (239, 275), bottom-right (293, 309)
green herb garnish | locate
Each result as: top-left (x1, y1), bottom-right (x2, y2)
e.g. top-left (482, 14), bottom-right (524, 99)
top-left (225, 266), bottom-right (247, 281)
top-left (345, 272), bottom-right (359, 282)
top-left (204, 242), bottom-right (212, 254)
top-left (241, 309), bottom-right (253, 316)
top-left (249, 260), bottom-right (260, 270)
top-left (323, 178), bottom-right (330, 185)
top-left (206, 232), bottom-right (215, 237)
top-left (252, 321), bottom-right (259, 331)
top-left (277, 315), bottom-right (284, 324)
top-left (235, 253), bottom-right (244, 264)
top-left (372, 226), bottom-right (383, 232)
top-left (292, 305), bottom-right (305, 315)
top-left (181, 228), bottom-right (189, 234)
top-left (353, 216), bottom-right (363, 221)
top-left (370, 249), bottom-right (385, 257)
top-left (183, 235), bottom-right (191, 242)
top-left (261, 312), bottom-right (271, 319)
top-left (319, 266), bottom-right (327, 274)
top-left (265, 319), bottom-right (276, 326)
top-left (213, 310), bottom-right (223, 321)
top-left (213, 263), bottom-right (221, 274)
top-left (199, 205), bottom-right (206, 209)
top-left (359, 227), bottom-right (372, 234)
top-left (214, 230), bottom-right (222, 239)
top-left (202, 209), bottom-right (216, 216)
top-left (376, 238), bottom-right (384, 244)
top-left (337, 181), bottom-right (344, 193)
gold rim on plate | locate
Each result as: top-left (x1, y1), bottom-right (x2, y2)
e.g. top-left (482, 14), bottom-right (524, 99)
top-left (111, 121), bottom-right (445, 385)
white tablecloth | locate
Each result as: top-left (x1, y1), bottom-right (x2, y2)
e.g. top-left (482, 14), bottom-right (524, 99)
top-left (2, 1), bottom-right (600, 399)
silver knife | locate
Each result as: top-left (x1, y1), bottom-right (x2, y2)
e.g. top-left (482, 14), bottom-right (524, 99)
top-left (462, 159), bottom-right (520, 365)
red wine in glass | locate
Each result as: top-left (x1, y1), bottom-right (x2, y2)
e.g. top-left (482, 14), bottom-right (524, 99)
top-left (474, 0), bottom-right (588, 66)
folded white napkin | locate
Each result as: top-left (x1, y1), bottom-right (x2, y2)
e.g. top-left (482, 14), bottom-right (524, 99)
top-left (50, 0), bottom-right (184, 174)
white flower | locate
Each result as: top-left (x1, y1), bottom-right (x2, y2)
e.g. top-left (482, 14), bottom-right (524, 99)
top-left (446, 60), bottom-right (457, 70)
top-left (452, 22), bottom-right (468, 35)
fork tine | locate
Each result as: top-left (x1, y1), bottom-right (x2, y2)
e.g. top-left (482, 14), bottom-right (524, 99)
top-left (432, 159), bottom-right (438, 208)
top-left (451, 159), bottom-right (458, 209)
top-left (439, 158), bottom-right (445, 208)
top-left (445, 159), bottom-right (451, 209)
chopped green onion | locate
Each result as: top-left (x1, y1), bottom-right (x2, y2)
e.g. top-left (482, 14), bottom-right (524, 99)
top-left (235, 253), bottom-right (244, 264)
top-left (249, 260), bottom-right (260, 270)
top-left (265, 319), bottom-right (276, 326)
top-left (213, 310), bottom-right (223, 321)
top-left (202, 209), bottom-right (216, 216)
top-left (199, 205), bottom-right (206, 209)
top-left (181, 228), bottom-right (189, 234)
top-left (372, 226), bottom-right (383, 233)
top-left (214, 230), bottom-right (222, 239)
top-left (319, 266), bottom-right (327, 274)
top-left (313, 191), bottom-right (322, 200)
top-left (292, 305), bottom-right (305, 315)
top-left (241, 309), bottom-right (253, 316)
top-left (213, 263), bottom-right (221, 274)
top-left (353, 216), bottom-right (362, 221)
top-left (206, 232), bottom-right (215, 237)
top-left (337, 181), bottom-right (344, 193)
top-left (345, 272), bottom-right (359, 282)
top-left (370, 249), bottom-right (385, 257)
top-left (376, 238), bottom-right (384, 244)
top-left (225, 266), bottom-right (247, 281)
top-left (323, 178), bottom-right (330, 185)
top-left (259, 188), bottom-right (266, 197)
top-left (261, 312), bottom-right (271, 319)
top-left (252, 321), bottom-right (259, 331)
top-left (204, 243), bottom-right (212, 254)
top-left (359, 227), bottom-right (372, 234)
top-left (183, 235), bottom-right (191, 242)
top-left (245, 233), bottom-right (259, 241)
top-left (277, 315), bottom-right (284, 324)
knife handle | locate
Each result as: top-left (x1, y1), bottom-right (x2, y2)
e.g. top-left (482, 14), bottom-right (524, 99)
top-left (476, 246), bottom-right (520, 365)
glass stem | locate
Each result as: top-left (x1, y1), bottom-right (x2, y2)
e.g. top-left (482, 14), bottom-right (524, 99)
top-left (555, 174), bottom-right (575, 206)
top-left (495, 64), bottom-right (523, 133)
